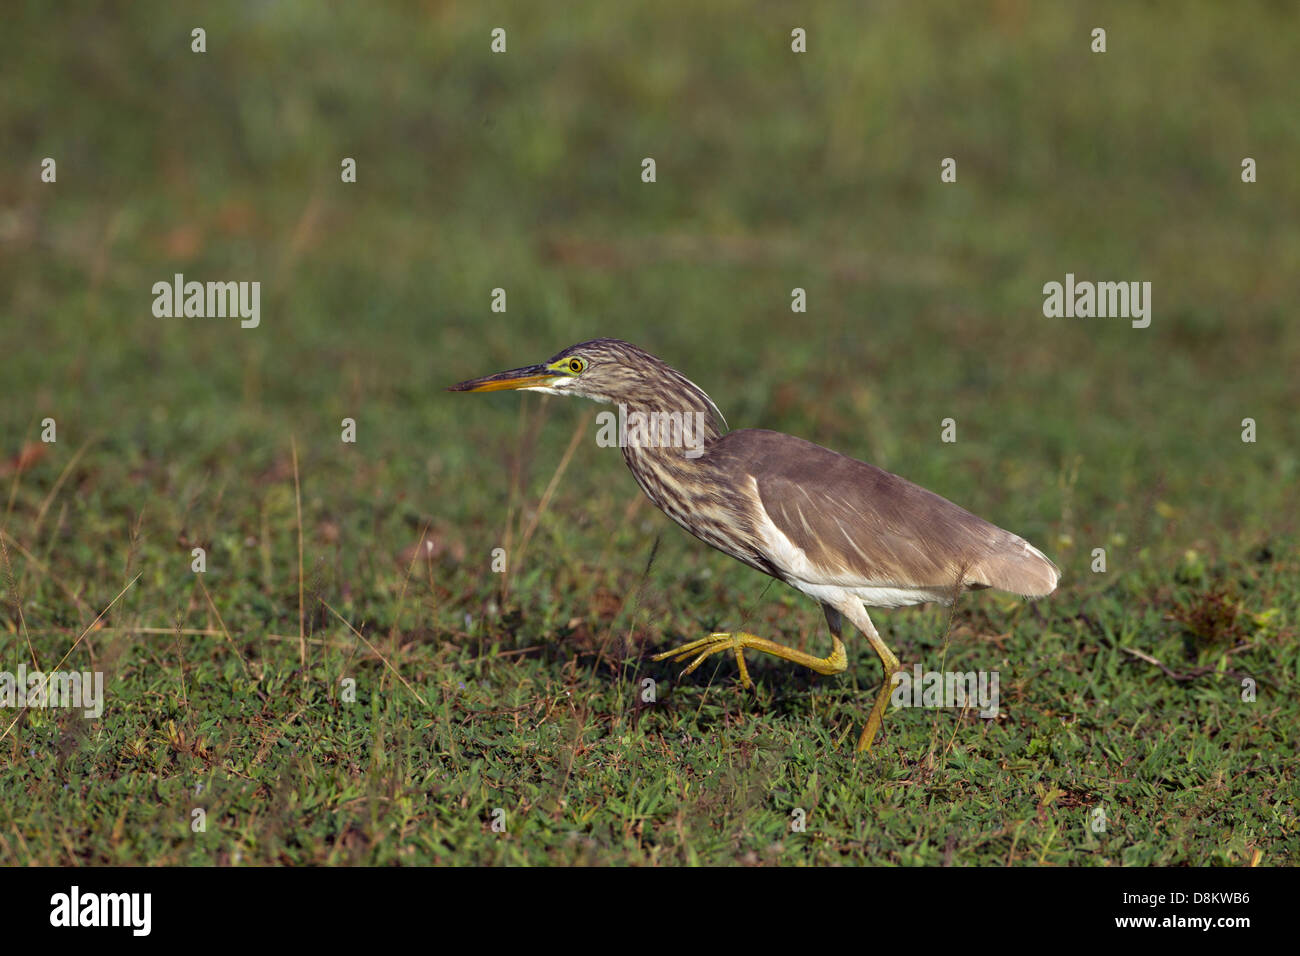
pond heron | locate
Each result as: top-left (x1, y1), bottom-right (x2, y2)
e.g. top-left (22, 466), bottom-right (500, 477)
top-left (450, 338), bottom-right (1058, 752)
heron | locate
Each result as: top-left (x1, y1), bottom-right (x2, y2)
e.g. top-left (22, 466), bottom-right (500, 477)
top-left (450, 338), bottom-right (1059, 752)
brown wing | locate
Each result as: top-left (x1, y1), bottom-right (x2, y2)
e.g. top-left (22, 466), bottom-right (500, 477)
top-left (707, 429), bottom-right (1058, 596)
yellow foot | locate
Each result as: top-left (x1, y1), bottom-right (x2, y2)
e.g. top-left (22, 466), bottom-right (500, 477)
top-left (651, 631), bottom-right (848, 691)
top-left (650, 632), bottom-right (758, 688)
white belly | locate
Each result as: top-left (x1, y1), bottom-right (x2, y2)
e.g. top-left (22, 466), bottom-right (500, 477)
top-left (787, 579), bottom-right (952, 610)
top-left (749, 477), bottom-right (954, 609)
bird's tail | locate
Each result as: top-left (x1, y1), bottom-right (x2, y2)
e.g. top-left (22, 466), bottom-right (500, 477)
top-left (968, 536), bottom-right (1060, 598)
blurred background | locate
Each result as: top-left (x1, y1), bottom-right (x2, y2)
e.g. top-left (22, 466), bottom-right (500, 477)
top-left (1, 0), bottom-right (1297, 866)
top-left (2, 0), bottom-right (1296, 622)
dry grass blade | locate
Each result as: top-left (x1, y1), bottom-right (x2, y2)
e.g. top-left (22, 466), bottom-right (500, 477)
top-left (0, 532), bottom-right (37, 670)
top-left (197, 577), bottom-right (260, 682)
top-left (322, 599), bottom-right (429, 708)
top-left (0, 528), bottom-right (93, 619)
top-left (292, 436), bottom-right (306, 675)
top-left (513, 411), bottom-right (591, 579)
top-left (0, 572), bottom-right (141, 747)
top-left (32, 438), bottom-right (93, 538)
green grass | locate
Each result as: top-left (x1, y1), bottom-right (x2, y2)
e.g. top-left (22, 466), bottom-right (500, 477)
top-left (0, 0), bottom-right (1297, 865)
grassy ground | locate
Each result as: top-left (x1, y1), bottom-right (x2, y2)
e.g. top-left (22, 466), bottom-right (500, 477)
top-left (1, 1), bottom-right (1297, 864)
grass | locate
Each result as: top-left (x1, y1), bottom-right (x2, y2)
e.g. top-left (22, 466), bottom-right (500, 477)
top-left (0, 0), bottom-right (1297, 865)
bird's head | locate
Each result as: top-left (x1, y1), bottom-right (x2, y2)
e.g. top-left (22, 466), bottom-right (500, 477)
top-left (449, 338), bottom-right (676, 407)
top-left (449, 338), bottom-right (730, 443)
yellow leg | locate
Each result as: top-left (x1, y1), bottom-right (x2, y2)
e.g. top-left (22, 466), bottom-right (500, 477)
top-left (650, 602), bottom-right (904, 754)
top-left (650, 630), bottom-right (847, 689)
top-left (854, 611), bottom-right (902, 753)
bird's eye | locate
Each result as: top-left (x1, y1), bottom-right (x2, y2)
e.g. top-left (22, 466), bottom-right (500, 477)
top-left (568, 358), bottom-right (584, 374)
